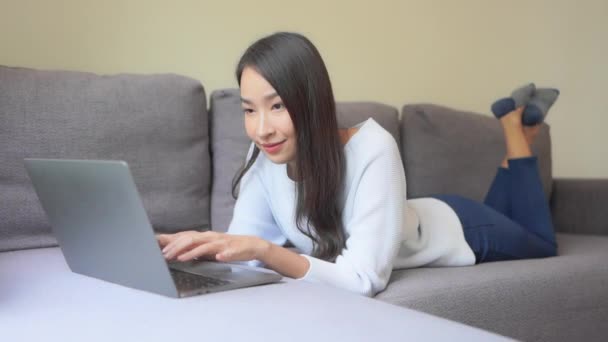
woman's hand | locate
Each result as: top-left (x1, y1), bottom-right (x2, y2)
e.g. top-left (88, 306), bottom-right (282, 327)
top-left (156, 231), bottom-right (271, 263)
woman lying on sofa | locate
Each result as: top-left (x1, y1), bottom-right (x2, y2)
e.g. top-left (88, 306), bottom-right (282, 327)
top-left (157, 32), bottom-right (559, 297)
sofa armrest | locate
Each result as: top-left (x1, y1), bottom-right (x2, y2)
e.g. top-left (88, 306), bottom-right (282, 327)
top-left (550, 178), bottom-right (608, 235)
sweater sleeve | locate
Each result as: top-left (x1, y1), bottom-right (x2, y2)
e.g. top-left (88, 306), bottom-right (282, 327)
top-left (227, 145), bottom-right (287, 267)
top-left (297, 141), bottom-right (406, 297)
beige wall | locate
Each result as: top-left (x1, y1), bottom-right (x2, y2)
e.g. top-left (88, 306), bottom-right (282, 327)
top-left (1, 0), bottom-right (606, 178)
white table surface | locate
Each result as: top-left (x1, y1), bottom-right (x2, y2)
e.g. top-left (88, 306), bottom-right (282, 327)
top-left (0, 247), bottom-right (513, 342)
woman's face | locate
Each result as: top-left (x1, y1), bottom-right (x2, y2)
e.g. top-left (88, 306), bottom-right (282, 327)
top-left (240, 67), bottom-right (297, 167)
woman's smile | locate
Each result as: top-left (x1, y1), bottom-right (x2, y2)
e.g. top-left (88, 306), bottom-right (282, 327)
top-left (261, 140), bottom-right (287, 154)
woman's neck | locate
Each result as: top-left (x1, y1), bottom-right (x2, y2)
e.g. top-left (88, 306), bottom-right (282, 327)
top-left (339, 127), bottom-right (360, 145)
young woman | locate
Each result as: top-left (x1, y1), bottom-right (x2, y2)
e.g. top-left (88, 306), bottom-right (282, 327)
top-left (157, 32), bottom-right (558, 297)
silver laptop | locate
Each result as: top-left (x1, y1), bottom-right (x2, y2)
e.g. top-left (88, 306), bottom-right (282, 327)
top-left (24, 158), bottom-right (282, 298)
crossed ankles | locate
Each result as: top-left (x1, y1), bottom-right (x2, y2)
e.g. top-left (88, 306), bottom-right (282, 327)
top-left (491, 83), bottom-right (560, 126)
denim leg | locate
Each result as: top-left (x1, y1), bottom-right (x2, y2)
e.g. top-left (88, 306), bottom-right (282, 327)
top-left (507, 157), bottom-right (557, 247)
top-left (432, 194), bottom-right (557, 263)
top-left (483, 167), bottom-right (511, 217)
top-left (464, 213), bottom-right (558, 263)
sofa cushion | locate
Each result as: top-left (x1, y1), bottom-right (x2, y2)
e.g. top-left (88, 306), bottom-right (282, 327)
top-left (208, 88), bottom-right (399, 232)
top-left (400, 104), bottom-right (552, 201)
top-left (0, 66), bottom-right (211, 252)
top-left (376, 233), bottom-right (608, 342)
top-left (335, 102), bottom-right (400, 144)
top-left (208, 89), bottom-right (250, 233)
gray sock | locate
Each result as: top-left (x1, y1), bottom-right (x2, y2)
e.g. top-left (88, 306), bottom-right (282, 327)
top-left (491, 83), bottom-right (536, 117)
top-left (511, 83), bottom-right (536, 108)
top-left (522, 88), bottom-right (560, 125)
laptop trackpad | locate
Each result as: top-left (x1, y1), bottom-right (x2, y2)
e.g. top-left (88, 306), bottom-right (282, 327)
top-left (169, 260), bottom-right (233, 275)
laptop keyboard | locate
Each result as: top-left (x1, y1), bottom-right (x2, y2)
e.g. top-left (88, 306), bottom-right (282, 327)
top-left (170, 269), bottom-right (231, 292)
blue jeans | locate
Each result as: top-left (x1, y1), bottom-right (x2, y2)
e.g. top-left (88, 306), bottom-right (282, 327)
top-left (432, 157), bottom-right (557, 263)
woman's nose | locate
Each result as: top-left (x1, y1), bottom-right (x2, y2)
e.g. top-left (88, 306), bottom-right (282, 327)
top-left (256, 111), bottom-right (274, 137)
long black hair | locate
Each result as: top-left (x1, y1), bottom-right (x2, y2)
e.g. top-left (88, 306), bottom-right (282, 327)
top-left (232, 32), bottom-right (346, 262)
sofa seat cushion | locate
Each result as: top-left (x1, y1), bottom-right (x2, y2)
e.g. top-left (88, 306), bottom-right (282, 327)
top-left (0, 66), bottom-right (211, 252)
top-left (376, 233), bottom-right (608, 342)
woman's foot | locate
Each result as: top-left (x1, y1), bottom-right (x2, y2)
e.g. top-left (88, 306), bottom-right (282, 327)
top-left (523, 124), bottom-right (542, 146)
top-left (491, 83), bottom-right (536, 119)
top-left (522, 88), bottom-right (560, 126)
top-left (499, 107), bottom-right (533, 168)
top-left (499, 106), bottom-right (525, 127)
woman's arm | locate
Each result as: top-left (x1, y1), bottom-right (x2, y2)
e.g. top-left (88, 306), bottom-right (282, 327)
top-left (158, 231), bottom-right (310, 279)
top-left (159, 139), bottom-right (406, 296)
top-left (159, 143), bottom-right (306, 274)
top-left (166, 135), bottom-right (404, 296)
top-left (294, 137), bottom-right (406, 297)
top-left (258, 242), bottom-right (310, 278)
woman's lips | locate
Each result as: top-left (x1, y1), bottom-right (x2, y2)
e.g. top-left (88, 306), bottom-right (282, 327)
top-left (261, 140), bottom-right (286, 154)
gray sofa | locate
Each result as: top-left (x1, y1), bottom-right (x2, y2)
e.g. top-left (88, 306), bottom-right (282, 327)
top-left (1, 65), bottom-right (607, 342)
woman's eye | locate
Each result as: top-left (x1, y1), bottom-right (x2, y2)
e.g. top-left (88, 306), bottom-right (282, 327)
top-left (243, 108), bottom-right (254, 114)
top-left (272, 103), bottom-right (284, 111)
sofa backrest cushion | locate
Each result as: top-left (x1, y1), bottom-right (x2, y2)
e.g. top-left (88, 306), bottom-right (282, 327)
top-left (209, 88), bottom-right (399, 232)
top-left (400, 104), bottom-right (553, 202)
top-left (0, 66), bottom-right (211, 252)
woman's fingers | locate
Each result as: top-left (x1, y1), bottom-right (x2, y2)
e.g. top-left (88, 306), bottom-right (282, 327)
top-left (158, 231), bottom-right (262, 263)
top-left (177, 241), bottom-right (226, 262)
top-left (156, 234), bottom-right (172, 248)
top-left (163, 236), bottom-right (198, 259)
top-left (156, 231), bottom-right (192, 249)
top-left (162, 231), bottom-right (221, 259)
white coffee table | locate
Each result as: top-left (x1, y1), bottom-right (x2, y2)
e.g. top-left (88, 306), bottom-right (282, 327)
top-left (0, 248), bottom-right (513, 341)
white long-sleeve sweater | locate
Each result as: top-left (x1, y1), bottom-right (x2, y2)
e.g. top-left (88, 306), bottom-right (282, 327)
top-left (227, 118), bottom-right (475, 297)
